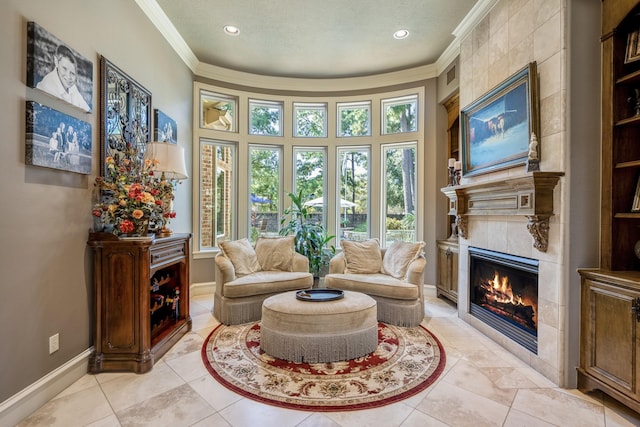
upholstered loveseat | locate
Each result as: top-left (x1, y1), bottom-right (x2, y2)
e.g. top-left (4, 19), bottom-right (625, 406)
top-left (324, 239), bottom-right (426, 327)
top-left (214, 237), bottom-right (313, 325)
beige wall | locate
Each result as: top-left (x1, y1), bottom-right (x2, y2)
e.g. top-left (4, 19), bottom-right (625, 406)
top-left (0, 0), bottom-right (193, 404)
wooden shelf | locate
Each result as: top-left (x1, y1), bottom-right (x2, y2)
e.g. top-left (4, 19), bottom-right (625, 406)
top-left (579, 2), bottom-right (640, 415)
top-left (616, 69), bottom-right (640, 85)
top-left (616, 160), bottom-right (640, 169)
top-left (614, 212), bottom-right (640, 219)
top-left (615, 115), bottom-right (640, 127)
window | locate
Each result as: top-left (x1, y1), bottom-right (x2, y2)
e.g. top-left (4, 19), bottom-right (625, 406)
top-left (194, 82), bottom-right (424, 257)
top-left (337, 101), bottom-right (371, 137)
top-left (338, 147), bottom-right (370, 244)
top-left (382, 95), bottom-right (418, 134)
top-left (200, 91), bottom-right (237, 132)
top-left (294, 102), bottom-right (327, 137)
top-left (382, 142), bottom-right (417, 246)
top-left (294, 147), bottom-right (326, 226)
top-left (199, 139), bottom-right (236, 250)
top-left (249, 99), bottom-right (283, 136)
top-left (249, 145), bottom-right (282, 242)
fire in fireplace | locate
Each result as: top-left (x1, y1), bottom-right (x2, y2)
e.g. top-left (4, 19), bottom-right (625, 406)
top-left (468, 247), bottom-right (539, 353)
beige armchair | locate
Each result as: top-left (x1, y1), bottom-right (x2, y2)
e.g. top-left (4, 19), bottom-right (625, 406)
top-left (213, 237), bottom-right (313, 325)
top-left (324, 239), bottom-right (426, 327)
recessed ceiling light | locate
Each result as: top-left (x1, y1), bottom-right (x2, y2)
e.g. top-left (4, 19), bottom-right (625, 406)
top-left (393, 29), bottom-right (409, 40)
top-left (224, 25), bottom-right (240, 36)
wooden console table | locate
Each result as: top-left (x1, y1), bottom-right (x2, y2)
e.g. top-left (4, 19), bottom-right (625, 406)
top-left (87, 233), bottom-right (192, 373)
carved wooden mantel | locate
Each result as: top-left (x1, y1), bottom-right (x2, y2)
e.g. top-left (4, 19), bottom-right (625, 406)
top-left (441, 172), bottom-right (564, 252)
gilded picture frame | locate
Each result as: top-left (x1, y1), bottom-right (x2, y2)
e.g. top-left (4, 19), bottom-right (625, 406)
top-left (461, 62), bottom-right (540, 177)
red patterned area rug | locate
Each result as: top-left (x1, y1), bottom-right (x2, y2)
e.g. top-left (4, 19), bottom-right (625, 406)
top-left (201, 322), bottom-right (446, 412)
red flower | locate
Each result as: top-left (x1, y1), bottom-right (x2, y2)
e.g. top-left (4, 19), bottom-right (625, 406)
top-left (92, 209), bottom-right (102, 217)
top-left (119, 220), bottom-right (135, 233)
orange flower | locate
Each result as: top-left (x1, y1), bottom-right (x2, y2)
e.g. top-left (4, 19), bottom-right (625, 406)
top-left (132, 209), bottom-right (145, 220)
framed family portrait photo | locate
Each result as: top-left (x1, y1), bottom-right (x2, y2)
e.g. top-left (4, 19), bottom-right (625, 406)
top-left (461, 62), bottom-right (540, 177)
top-left (25, 101), bottom-right (92, 174)
top-left (26, 22), bottom-right (93, 113)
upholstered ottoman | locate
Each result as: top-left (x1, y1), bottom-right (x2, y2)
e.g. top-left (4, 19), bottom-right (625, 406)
top-left (260, 290), bottom-right (378, 363)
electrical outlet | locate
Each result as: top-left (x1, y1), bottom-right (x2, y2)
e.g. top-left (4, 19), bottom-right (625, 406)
top-left (49, 333), bottom-right (59, 354)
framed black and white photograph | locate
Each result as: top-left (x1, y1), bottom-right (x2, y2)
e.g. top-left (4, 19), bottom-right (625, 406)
top-left (154, 109), bottom-right (177, 144)
top-left (27, 21), bottom-right (93, 113)
top-left (25, 101), bottom-right (92, 174)
top-left (461, 62), bottom-right (539, 177)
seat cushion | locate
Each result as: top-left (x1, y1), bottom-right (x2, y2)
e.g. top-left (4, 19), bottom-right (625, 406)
top-left (382, 241), bottom-right (425, 279)
top-left (223, 271), bottom-right (312, 298)
top-left (219, 238), bottom-right (261, 276)
top-left (255, 236), bottom-right (294, 271)
top-left (324, 273), bottom-right (419, 300)
top-left (341, 239), bottom-right (382, 274)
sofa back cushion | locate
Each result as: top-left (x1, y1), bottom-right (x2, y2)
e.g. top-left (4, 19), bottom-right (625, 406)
top-left (341, 239), bottom-right (382, 274)
top-left (255, 236), bottom-right (295, 271)
top-left (382, 240), bottom-right (425, 279)
top-left (219, 238), bottom-right (262, 276)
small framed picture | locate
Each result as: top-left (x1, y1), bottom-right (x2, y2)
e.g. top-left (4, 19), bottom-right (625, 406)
top-left (633, 176), bottom-right (640, 212)
top-left (154, 109), bottom-right (177, 144)
top-left (626, 28), bottom-right (640, 64)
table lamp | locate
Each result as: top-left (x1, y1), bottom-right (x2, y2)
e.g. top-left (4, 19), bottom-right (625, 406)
top-left (144, 141), bottom-right (188, 236)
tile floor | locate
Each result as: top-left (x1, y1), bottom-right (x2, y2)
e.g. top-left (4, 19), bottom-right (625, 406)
top-left (16, 286), bottom-right (640, 427)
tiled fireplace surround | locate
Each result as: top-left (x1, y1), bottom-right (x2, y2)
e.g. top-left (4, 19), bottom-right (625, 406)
top-left (456, 211), bottom-right (564, 386)
top-left (443, 173), bottom-right (565, 385)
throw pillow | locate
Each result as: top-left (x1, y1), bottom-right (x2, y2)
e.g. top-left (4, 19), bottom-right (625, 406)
top-left (255, 236), bottom-right (295, 271)
top-left (341, 239), bottom-right (382, 274)
top-left (219, 238), bottom-right (261, 276)
top-left (382, 241), bottom-right (425, 279)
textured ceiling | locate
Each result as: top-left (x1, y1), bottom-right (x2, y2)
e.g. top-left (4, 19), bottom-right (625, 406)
top-left (154, 0), bottom-right (479, 79)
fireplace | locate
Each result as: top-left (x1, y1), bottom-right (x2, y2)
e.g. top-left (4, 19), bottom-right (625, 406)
top-left (468, 247), bottom-right (539, 354)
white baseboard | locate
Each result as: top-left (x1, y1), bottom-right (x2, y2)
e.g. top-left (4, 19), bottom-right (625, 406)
top-left (190, 281), bottom-right (215, 296)
top-left (0, 348), bottom-right (91, 427)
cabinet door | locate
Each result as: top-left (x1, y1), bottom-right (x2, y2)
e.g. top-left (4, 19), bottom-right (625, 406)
top-left (450, 248), bottom-right (459, 296)
top-left (437, 241), bottom-right (458, 303)
top-left (582, 278), bottom-right (640, 397)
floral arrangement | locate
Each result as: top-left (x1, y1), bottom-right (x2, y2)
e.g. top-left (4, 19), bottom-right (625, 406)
top-left (92, 143), bottom-right (175, 236)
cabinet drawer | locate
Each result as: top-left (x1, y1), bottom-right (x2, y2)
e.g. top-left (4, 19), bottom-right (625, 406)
top-left (150, 241), bottom-right (186, 269)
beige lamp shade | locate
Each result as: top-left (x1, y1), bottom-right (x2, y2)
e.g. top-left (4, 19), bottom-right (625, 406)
top-left (145, 142), bottom-right (189, 180)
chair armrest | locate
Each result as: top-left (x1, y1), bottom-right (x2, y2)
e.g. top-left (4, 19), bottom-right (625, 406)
top-left (328, 252), bottom-right (347, 274)
top-left (292, 252), bottom-right (310, 273)
top-left (214, 253), bottom-right (236, 297)
top-left (405, 255), bottom-right (426, 298)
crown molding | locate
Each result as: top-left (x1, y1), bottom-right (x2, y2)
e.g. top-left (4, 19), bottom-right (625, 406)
top-left (435, 40), bottom-right (460, 75)
top-left (134, 0), bottom-right (199, 71)
top-left (194, 62), bottom-right (437, 92)
top-left (452, 0), bottom-right (499, 41)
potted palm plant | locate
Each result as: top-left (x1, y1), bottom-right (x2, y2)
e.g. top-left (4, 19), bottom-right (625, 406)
top-left (280, 191), bottom-right (335, 285)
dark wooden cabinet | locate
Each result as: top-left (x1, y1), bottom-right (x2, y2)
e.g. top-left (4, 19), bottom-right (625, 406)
top-left (578, 0), bottom-right (640, 412)
top-left (578, 270), bottom-right (640, 413)
top-left (87, 233), bottom-right (191, 373)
